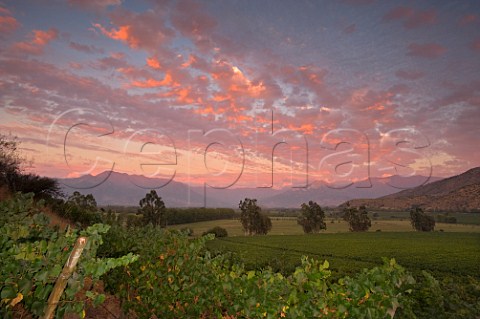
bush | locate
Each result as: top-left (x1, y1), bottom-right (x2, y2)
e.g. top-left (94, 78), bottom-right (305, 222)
top-left (180, 227), bottom-right (194, 236)
top-left (202, 226), bottom-right (228, 237)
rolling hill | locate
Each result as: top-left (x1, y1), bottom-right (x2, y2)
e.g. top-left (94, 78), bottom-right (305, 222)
top-left (342, 167), bottom-right (480, 212)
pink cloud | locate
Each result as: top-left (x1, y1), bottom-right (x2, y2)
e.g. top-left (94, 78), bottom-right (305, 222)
top-left (459, 14), bottom-right (477, 26)
top-left (407, 43), bottom-right (446, 59)
top-left (0, 5), bottom-right (19, 37)
top-left (93, 9), bottom-right (174, 53)
top-left (146, 56), bottom-right (162, 69)
top-left (11, 28), bottom-right (58, 55)
top-left (383, 7), bottom-right (437, 29)
top-left (395, 69), bottom-right (425, 80)
top-left (383, 6), bottom-right (414, 21)
top-left (404, 9), bottom-right (437, 29)
top-left (470, 38), bottom-right (480, 52)
top-left (343, 24), bottom-right (356, 34)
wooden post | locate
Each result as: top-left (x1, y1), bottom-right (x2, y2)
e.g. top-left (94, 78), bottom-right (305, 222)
top-left (41, 236), bottom-right (88, 319)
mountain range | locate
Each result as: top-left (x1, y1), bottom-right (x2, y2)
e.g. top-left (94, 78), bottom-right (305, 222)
top-left (343, 167), bottom-right (480, 212)
top-left (59, 170), bottom-right (445, 208)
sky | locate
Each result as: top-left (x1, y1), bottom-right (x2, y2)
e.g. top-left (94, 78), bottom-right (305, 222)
top-left (0, 0), bottom-right (479, 190)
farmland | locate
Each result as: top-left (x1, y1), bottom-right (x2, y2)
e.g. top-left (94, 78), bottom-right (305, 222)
top-left (168, 215), bottom-right (480, 278)
top-left (206, 232), bottom-right (480, 278)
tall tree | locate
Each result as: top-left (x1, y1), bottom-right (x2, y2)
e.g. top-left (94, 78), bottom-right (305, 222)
top-left (139, 190), bottom-right (166, 227)
top-left (239, 198), bottom-right (272, 235)
top-left (343, 204), bottom-right (371, 232)
top-left (64, 191), bottom-right (101, 227)
top-left (410, 207), bottom-right (435, 232)
top-left (298, 201), bottom-right (327, 233)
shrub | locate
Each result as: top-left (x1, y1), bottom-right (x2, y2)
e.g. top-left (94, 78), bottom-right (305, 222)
top-left (203, 226), bottom-right (228, 237)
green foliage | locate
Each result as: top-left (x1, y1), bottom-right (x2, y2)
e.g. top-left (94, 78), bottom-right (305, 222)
top-left (397, 272), bottom-right (480, 318)
top-left (298, 201), bottom-right (327, 233)
top-left (0, 193), bottom-right (137, 318)
top-left (410, 207), bottom-right (435, 231)
top-left (165, 207), bottom-right (236, 225)
top-left (343, 204), bottom-right (372, 232)
top-left (202, 226), bottom-right (228, 237)
top-left (139, 190), bottom-right (166, 227)
top-left (100, 225), bottom-right (414, 318)
top-left (207, 232), bottom-right (480, 279)
top-left (239, 198), bottom-right (272, 235)
top-left (63, 191), bottom-right (102, 227)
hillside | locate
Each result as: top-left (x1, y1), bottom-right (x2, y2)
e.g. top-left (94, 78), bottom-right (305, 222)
top-left (343, 167), bottom-right (480, 212)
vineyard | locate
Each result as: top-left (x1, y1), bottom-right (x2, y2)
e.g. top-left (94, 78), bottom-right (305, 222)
top-left (1, 193), bottom-right (479, 318)
top-left (206, 232), bottom-right (480, 277)
top-left (0, 194), bottom-right (426, 317)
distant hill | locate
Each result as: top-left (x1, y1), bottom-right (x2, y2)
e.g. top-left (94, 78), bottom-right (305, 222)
top-left (342, 167), bottom-right (480, 212)
top-left (59, 170), bottom-right (445, 208)
top-left (59, 171), bottom-right (223, 207)
top-left (259, 174), bottom-right (441, 208)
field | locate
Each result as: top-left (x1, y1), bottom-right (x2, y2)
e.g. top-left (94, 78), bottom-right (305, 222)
top-left (207, 232), bottom-right (480, 278)
top-left (169, 217), bottom-right (480, 278)
top-left (169, 217), bottom-right (480, 236)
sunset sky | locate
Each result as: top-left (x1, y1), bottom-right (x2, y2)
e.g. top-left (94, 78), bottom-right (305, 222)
top-left (1, 0), bottom-right (479, 189)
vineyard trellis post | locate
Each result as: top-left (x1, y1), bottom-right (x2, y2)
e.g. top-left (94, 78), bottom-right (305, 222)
top-left (41, 236), bottom-right (88, 319)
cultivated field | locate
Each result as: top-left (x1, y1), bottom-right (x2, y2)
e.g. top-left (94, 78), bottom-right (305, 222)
top-left (168, 214), bottom-right (480, 279)
top-left (207, 232), bottom-right (480, 278)
top-left (169, 217), bottom-right (480, 237)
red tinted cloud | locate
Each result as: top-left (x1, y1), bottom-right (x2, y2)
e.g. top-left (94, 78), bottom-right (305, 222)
top-left (0, 9), bottom-right (19, 33)
top-left (146, 56), bottom-right (162, 69)
top-left (93, 24), bottom-right (138, 48)
top-left (407, 43), bottom-right (446, 59)
top-left (404, 10), bottom-right (436, 29)
top-left (93, 9), bottom-right (174, 52)
top-left (383, 6), bottom-right (436, 29)
top-left (470, 38), bottom-right (480, 52)
top-left (459, 14), bottom-right (477, 26)
top-left (395, 69), bottom-right (425, 80)
top-left (383, 6), bottom-right (413, 21)
top-left (12, 28), bottom-right (58, 55)
top-left (343, 24), bottom-right (356, 34)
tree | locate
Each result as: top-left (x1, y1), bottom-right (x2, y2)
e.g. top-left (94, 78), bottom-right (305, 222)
top-left (0, 133), bottom-right (61, 199)
top-left (64, 191), bottom-right (101, 227)
top-left (410, 207), bottom-right (435, 231)
top-left (343, 204), bottom-right (371, 232)
top-left (139, 190), bottom-right (166, 227)
top-left (239, 198), bottom-right (272, 235)
top-left (297, 201), bottom-right (327, 233)
top-left (0, 134), bottom-right (23, 191)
